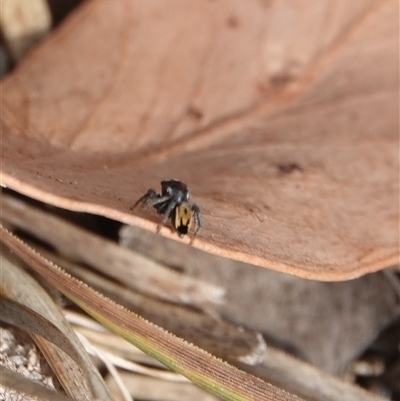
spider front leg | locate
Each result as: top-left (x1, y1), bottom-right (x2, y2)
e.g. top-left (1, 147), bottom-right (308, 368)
top-left (158, 200), bottom-right (178, 233)
top-left (131, 190), bottom-right (172, 211)
top-left (130, 189), bottom-right (157, 210)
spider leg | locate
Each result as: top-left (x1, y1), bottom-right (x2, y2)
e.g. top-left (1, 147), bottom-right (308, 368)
top-left (130, 190), bottom-right (170, 211)
top-left (147, 195), bottom-right (172, 208)
top-left (130, 189), bottom-right (157, 210)
top-left (191, 203), bottom-right (201, 235)
top-left (161, 200), bottom-right (177, 225)
top-left (154, 200), bottom-right (177, 233)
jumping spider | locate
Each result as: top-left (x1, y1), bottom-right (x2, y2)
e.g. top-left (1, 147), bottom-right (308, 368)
top-left (131, 179), bottom-right (201, 237)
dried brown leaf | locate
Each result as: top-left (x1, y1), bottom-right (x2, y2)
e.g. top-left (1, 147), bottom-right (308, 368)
top-left (1, 0), bottom-right (398, 279)
top-left (1, 225), bottom-right (307, 401)
top-left (0, 253), bottom-right (113, 401)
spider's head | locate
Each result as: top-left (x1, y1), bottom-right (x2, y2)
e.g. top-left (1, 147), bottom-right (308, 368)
top-left (162, 179), bottom-right (190, 204)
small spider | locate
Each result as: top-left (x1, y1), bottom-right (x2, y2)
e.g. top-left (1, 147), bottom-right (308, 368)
top-left (131, 179), bottom-right (201, 237)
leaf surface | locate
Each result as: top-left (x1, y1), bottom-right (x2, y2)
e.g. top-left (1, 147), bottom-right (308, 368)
top-left (1, 0), bottom-right (398, 279)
